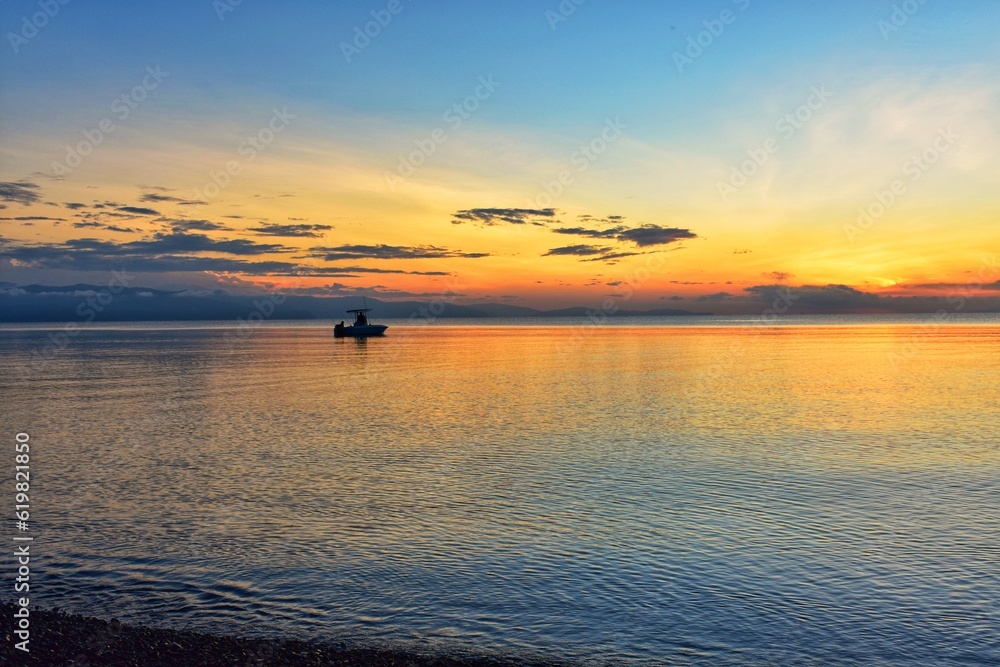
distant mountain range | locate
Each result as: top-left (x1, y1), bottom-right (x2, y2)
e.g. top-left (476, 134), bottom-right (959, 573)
top-left (0, 283), bottom-right (710, 322)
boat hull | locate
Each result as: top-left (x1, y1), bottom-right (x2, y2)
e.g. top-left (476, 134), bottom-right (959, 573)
top-left (334, 324), bottom-right (388, 338)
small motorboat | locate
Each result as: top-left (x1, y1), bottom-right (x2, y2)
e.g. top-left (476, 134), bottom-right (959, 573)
top-left (334, 301), bottom-right (387, 338)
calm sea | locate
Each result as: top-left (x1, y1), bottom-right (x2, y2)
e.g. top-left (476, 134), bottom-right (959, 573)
top-left (2, 316), bottom-right (998, 665)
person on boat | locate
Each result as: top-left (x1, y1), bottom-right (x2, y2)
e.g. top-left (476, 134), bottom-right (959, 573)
top-left (357, 312), bottom-right (367, 325)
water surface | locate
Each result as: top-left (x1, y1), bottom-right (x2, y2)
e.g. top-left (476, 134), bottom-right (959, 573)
top-left (1, 318), bottom-right (997, 665)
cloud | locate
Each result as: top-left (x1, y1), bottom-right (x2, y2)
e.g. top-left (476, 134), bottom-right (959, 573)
top-left (675, 282), bottom-right (1000, 313)
top-left (0, 242), bottom-right (303, 274)
top-left (0, 181), bottom-right (41, 205)
top-left (895, 280), bottom-right (1000, 291)
top-left (139, 193), bottom-right (207, 205)
top-left (542, 244), bottom-right (613, 256)
top-left (300, 266), bottom-right (449, 276)
top-left (117, 206), bottom-right (160, 216)
top-left (552, 225), bottom-right (625, 239)
top-left (581, 250), bottom-right (646, 262)
top-left (2, 283), bottom-right (180, 297)
top-left (306, 244), bottom-right (489, 261)
top-left (745, 284), bottom-right (880, 311)
top-left (0, 236), bottom-right (449, 277)
top-left (64, 202), bottom-right (87, 210)
top-left (451, 208), bottom-right (557, 226)
top-left (247, 223), bottom-right (334, 238)
top-left (578, 214), bottom-right (624, 222)
top-left (162, 219), bottom-right (233, 232)
top-left (616, 225), bottom-right (697, 247)
top-left (765, 271), bottom-right (792, 282)
top-left (696, 291), bottom-right (733, 301)
top-left (1, 216), bottom-right (64, 222)
top-left (5, 231), bottom-right (291, 260)
top-left (119, 232), bottom-right (292, 255)
top-left (742, 283), bottom-right (1000, 313)
top-left (553, 222), bottom-right (697, 248)
top-left (75, 215), bottom-right (155, 232)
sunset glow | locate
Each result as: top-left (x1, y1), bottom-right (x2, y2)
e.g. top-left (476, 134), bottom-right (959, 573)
top-left (2, 1), bottom-right (998, 314)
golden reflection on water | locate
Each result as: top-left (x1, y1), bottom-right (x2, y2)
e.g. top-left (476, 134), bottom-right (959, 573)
top-left (2, 322), bottom-right (998, 663)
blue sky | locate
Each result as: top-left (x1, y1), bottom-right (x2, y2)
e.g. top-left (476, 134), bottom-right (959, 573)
top-left (5, 1), bottom-right (995, 134)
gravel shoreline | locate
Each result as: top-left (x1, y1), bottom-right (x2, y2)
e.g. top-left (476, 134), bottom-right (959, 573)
top-left (2, 603), bottom-right (570, 667)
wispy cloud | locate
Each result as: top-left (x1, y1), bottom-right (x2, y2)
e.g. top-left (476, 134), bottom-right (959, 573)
top-left (140, 192), bottom-right (207, 205)
top-left (306, 244), bottom-right (489, 261)
top-left (121, 232), bottom-right (291, 255)
top-left (0, 181), bottom-right (41, 205)
top-left (552, 225), bottom-right (625, 239)
top-left (161, 218), bottom-right (233, 232)
top-left (451, 208), bottom-right (557, 226)
top-left (247, 223), bottom-right (334, 238)
top-left (117, 206), bottom-right (160, 216)
top-left (542, 244), bottom-right (613, 256)
top-left (553, 219), bottom-right (697, 248)
top-left (581, 250), bottom-right (647, 262)
top-left (0, 235), bottom-right (453, 277)
top-left (71, 219), bottom-right (139, 233)
top-left (303, 265), bottom-right (450, 276)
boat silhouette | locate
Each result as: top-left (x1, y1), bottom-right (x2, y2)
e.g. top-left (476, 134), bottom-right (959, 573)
top-left (334, 298), bottom-right (388, 338)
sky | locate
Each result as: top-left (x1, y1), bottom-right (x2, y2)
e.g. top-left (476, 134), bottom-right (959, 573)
top-left (1, 0), bottom-right (999, 314)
